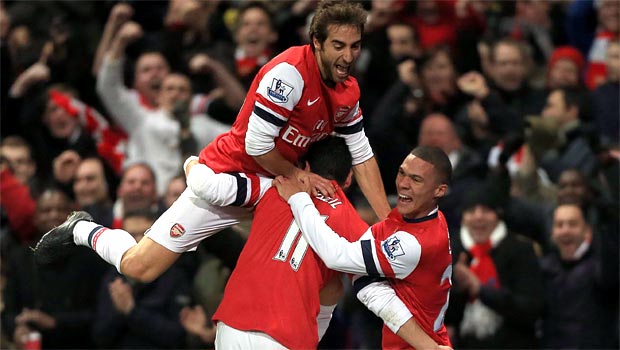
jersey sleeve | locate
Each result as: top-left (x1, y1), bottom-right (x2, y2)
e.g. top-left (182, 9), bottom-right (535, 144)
top-left (245, 63), bottom-right (304, 156)
top-left (332, 102), bottom-right (373, 165)
top-left (288, 192), bottom-right (421, 279)
top-left (355, 278), bottom-right (413, 333)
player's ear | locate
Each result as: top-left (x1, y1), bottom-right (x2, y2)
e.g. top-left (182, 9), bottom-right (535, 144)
top-left (434, 183), bottom-right (448, 199)
top-left (343, 170), bottom-right (353, 190)
top-left (304, 161), bottom-right (311, 172)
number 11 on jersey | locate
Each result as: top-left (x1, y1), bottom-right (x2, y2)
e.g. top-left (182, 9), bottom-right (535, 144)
top-left (273, 216), bottom-right (328, 271)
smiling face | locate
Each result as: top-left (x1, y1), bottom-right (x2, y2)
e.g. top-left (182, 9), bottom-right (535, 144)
top-left (235, 6), bottom-right (277, 57)
top-left (73, 158), bottom-right (109, 207)
top-left (313, 24), bottom-right (362, 84)
top-left (395, 154), bottom-right (446, 219)
top-left (462, 205), bottom-right (500, 243)
top-left (134, 52), bottom-right (170, 105)
top-left (552, 204), bottom-right (591, 260)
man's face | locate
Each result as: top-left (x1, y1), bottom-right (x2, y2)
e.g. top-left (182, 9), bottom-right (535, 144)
top-left (462, 205), bottom-right (500, 244)
top-left (157, 74), bottom-right (192, 112)
top-left (73, 159), bottom-right (109, 207)
top-left (134, 53), bottom-right (170, 104)
top-left (598, 0), bottom-right (619, 33)
top-left (44, 99), bottom-right (78, 139)
top-left (164, 177), bottom-right (186, 209)
top-left (552, 204), bottom-right (590, 260)
top-left (35, 191), bottom-right (73, 234)
top-left (387, 24), bottom-right (417, 61)
top-left (542, 90), bottom-right (570, 125)
top-left (1, 145), bottom-right (35, 184)
top-left (418, 115), bottom-right (459, 155)
top-left (421, 51), bottom-right (456, 96)
top-left (606, 42), bottom-right (620, 82)
top-left (395, 154), bottom-right (445, 220)
top-left (117, 165), bottom-right (157, 212)
top-left (557, 169), bottom-right (589, 206)
top-left (235, 7), bottom-right (276, 57)
top-left (548, 59), bottom-right (580, 89)
top-left (491, 43), bottom-right (526, 92)
top-left (314, 24), bottom-right (362, 84)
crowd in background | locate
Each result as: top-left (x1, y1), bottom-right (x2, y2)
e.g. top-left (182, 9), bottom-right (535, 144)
top-left (0, 0), bottom-right (618, 349)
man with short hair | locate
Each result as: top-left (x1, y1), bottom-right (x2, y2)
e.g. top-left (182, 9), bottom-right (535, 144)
top-left (274, 145), bottom-right (454, 349)
top-left (540, 203), bottom-right (619, 348)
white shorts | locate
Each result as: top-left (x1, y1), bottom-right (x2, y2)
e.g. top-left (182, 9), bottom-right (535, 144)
top-left (145, 172), bottom-right (273, 253)
top-left (215, 322), bottom-right (287, 350)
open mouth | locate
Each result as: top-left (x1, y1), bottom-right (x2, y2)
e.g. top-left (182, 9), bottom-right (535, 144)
top-left (398, 193), bottom-right (413, 203)
top-left (335, 64), bottom-right (349, 78)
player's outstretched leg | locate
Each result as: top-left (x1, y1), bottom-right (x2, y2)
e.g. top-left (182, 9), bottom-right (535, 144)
top-left (33, 211), bottom-right (93, 265)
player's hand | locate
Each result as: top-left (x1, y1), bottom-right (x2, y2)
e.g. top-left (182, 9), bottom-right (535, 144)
top-left (183, 155), bottom-right (199, 176)
top-left (435, 345), bottom-right (453, 350)
top-left (273, 175), bottom-right (307, 201)
top-left (295, 169), bottom-right (336, 197)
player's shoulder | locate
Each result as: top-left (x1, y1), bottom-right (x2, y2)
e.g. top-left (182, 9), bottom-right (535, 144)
top-left (265, 46), bottom-right (309, 72)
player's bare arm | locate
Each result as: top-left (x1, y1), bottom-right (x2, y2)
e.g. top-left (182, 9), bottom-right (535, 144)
top-left (352, 156), bottom-right (391, 219)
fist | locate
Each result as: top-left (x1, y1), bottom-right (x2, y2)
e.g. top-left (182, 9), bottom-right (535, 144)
top-left (188, 53), bottom-right (212, 74)
top-left (117, 21), bottom-right (143, 45)
top-left (53, 150), bottom-right (81, 184)
top-left (457, 71), bottom-right (488, 99)
top-left (109, 3), bottom-right (134, 26)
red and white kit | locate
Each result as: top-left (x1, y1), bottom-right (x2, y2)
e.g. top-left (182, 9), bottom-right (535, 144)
top-left (288, 192), bottom-right (453, 349)
top-left (213, 183), bottom-right (368, 349)
top-left (146, 45), bottom-right (373, 253)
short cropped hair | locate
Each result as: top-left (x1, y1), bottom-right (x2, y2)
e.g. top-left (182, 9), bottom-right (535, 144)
top-left (410, 145), bottom-right (452, 185)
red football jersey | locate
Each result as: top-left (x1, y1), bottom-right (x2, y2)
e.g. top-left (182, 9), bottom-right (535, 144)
top-left (199, 45), bottom-right (364, 175)
top-left (371, 209), bottom-right (453, 349)
top-left (213, 183), bottom-right (368, 349)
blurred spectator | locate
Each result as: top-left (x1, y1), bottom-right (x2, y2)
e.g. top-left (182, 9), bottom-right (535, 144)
top-left (591, 40), bottom-right (619, 147)
top-left (231, 1), bottom-right (278, 89)
top-left (0, 139), bottom-right (37, 245)
top-left (1, 187), bottom-right (107, 349)
top-left (96, 20), bottom-right (233, 193)
top-left (546, 45), bottom-right (586, 90)
top-left (111, 162), bottom-right (165, 229)
top-left (446, 183), bottom-right (543, 349)
top-left (417, 46), bottom-right (468, 117)
top-left (536, 87), bottom-right (598, 182)
top-left (356, 0), bottom-right (411, 118)
top-left (163, 174), bottom-right (186, 209)
top-left (409, 0), bottom-right (484, 52)
top-left (0, 136), bottom-right (38, 190)
top-left (540, 203), bottom-right (619, 349)
top-left (584, 0), bottom-right (619, 90)
top-left (93, 209), bottom-right (191, 349)
top-left (504, 0), bottom-right (568, 70)
top-left (418, 113), bottom-right (487, 232)
top-left (73, 157), bottom-right (115, 228)
top-left (455, 39), bottom-right (546, 157)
